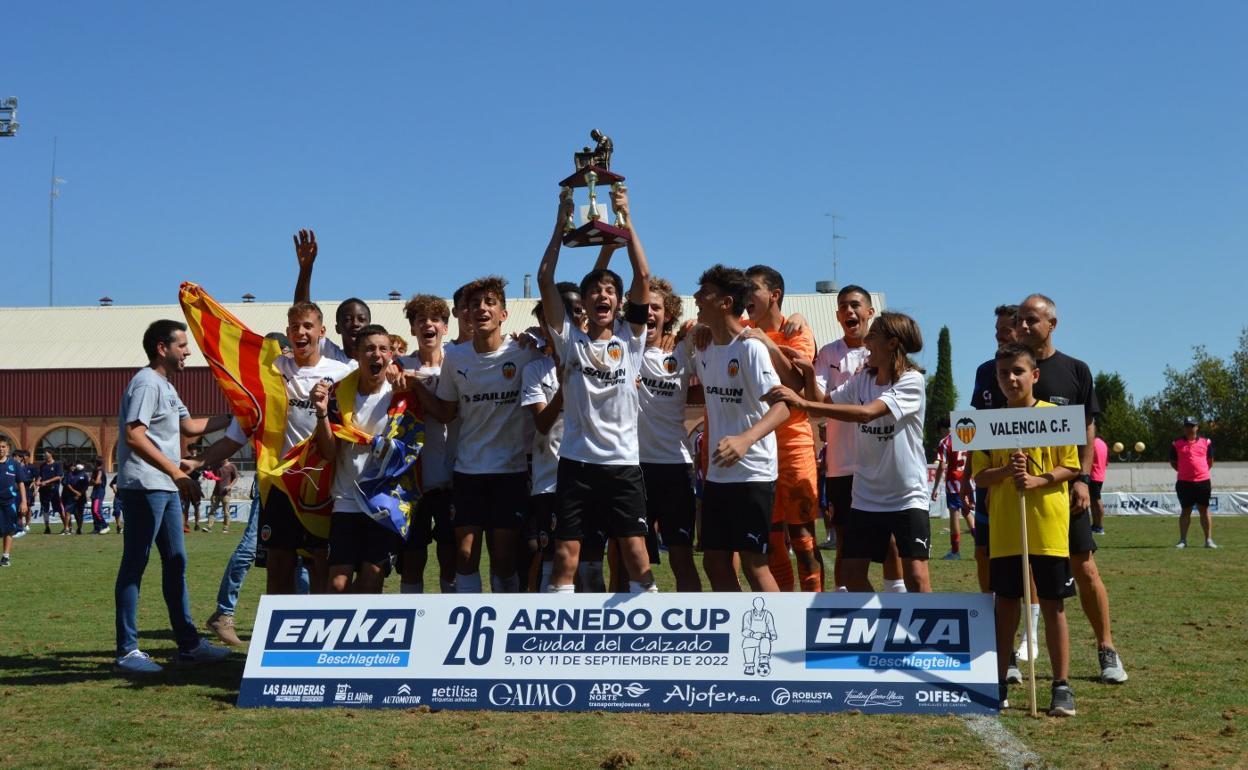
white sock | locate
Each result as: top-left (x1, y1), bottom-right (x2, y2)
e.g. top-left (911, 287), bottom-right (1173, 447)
top-left (578, 561), bottom-right (605, 592)
top-left (884, 578), bottom-right (907, 593)
top-left (539, 562), bottom-right (554, 593)
top-left (629, 580), bottom-right (658, 594)
top-left (836, 586), bottom-right (848, 592)
top-left (1021, 604), bottom-right (1040, 643)
top-left (547, 583), bottom-right (575, 594)
top-left (440, 578), bottom-right (456, 593)
top-left (400, 581), bottom-right (423, 594)
top-left (456, 571), bottom-right (482, 593)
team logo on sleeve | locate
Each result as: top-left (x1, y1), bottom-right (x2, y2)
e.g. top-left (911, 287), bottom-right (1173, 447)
top-left (955, 418), bottom-right (976, 445)
top-left (607, 341), bottom-right (623, 362)
top-left (502, 362), bottom-right (517, 380)
top-left (663, 355), bottom-right (678, 374)
top-left (727, 358), bottom-right (740, 377)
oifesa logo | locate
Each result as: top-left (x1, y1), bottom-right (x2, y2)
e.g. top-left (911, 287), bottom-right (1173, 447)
top-left (915, 688), bottom-right (971, 705)
top-left (488, 682), bottom-right (576, 707)
top-left (955, 418), bottom-right (976, 444)
top-left (502, 361), bottom-right (517, 380)
top-left (805, 608), bottom-right (972, 671)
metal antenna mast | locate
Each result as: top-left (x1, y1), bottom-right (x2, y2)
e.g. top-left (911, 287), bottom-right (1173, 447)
top-left (824, 213), bottom-right (846, 288)
top-left (48, 137), bottom-right (66, 305)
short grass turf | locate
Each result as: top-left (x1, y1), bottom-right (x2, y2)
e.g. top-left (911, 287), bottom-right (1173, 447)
top-left (0, 515), bottom-right (1244, 769)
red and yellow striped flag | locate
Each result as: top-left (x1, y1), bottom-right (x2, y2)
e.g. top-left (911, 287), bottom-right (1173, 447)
top-left (179, 282), bottom-right (353, 540)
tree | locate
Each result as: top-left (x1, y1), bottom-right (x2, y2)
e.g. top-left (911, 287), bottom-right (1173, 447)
top-left (1139, 328), bottom-right (1248, 461)
top-left (924, 326), bottom-right (958, 460)
top-left (1093, 372), bottom-right (1151, 460)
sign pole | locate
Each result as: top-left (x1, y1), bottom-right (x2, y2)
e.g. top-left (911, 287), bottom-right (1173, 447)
top-left (1016, 441), bottom-right (1038, 718)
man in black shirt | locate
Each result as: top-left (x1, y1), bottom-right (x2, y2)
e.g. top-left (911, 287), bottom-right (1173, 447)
top-left (1017, 293), bottom-right (1128, 685)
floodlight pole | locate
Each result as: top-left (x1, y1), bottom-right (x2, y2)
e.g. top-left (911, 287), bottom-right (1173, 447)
top-left (48, 137), bottom-right (58, 306)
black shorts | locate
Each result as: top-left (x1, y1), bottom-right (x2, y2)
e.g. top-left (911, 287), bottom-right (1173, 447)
top-left (554, 459), bottom-right (648, 543)
top-left (451, 472), bottom-right (527, 531)
top-left (258, 491), bottom-right (328, 552)
top-left (824, 475), bottom-right (854, 527)
top-left (408, 487), bottom-right (454, 547)
top-left (641, 463), bottom-right (696, 548)
top-left (990, 555), bottom-right (1076, 601)
top-left (328, 510), bottom-right (402, 570)
top-left (1068, 509), bottom-right (1097, 555)
top-left (972, 487), bottom-right (990, 550)
top-left (0, 500), bottom-right (17, 536)
top-left (843, 508), bottom-right (931, 562)
top-left (527, 493), bottom-right (557, 559)
top-left (700, 480), bottom-right (774, 554)
top-left (1175, 480), bottom-right (1212, 509)
top-left (39, 490), bottom-right (62, 513)
top-left (1088, 480), bottom-right (1103, 501)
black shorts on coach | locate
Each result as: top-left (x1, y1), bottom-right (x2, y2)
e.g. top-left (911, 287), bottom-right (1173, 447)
top-left (451, 471), bottom-right (527, 531)
top-left (555, 459), bottom-right (648, 543)
top-left (1175, 479), bottom-right (1212, 509)
top-left (641, 462), bottom-right (696, 548)
top-left (843, 507), bottom-right (931, 562)
top-left (990, 554), bottom-right (1076, 601)
top-left (700, 480), bottom-right (774, 554)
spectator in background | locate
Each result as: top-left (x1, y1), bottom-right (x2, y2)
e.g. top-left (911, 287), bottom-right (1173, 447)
top-left (931, 415), bottom-right (974, 560)
top-left (1089, 435), bottom-right (1107, 535)
top-left (89, 459), bottom-right (110, 534)
top-left (0, 438), bottom-right (29, 566)
top-left (1172, 417), bottom-right (1216, 549)
top-left (202, 459), bottom-right (238, 534)
top-left (36, 449), bottom-right (66, 534)
top-left (62, 463), bottom-right (91, 535)
top-left (109, 473), bottom-right (122, 534)
top-left (16, 450), bottom-right (35, 534)
top-left (180, 447), bottom-right (204, 533)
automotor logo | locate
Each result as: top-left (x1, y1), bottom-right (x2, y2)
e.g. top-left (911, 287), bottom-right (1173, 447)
top-left (955, 418), bottom-right (976, 445)
top-left (805, 608), bottom-right (971, 671)
top-left (262, 609), bottom-right (416, 667)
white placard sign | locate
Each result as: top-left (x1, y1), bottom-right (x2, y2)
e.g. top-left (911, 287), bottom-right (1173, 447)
top-left (237, 592), bottom-right (998, 714)
top-left (949, 405), bottom-right (1087, 451)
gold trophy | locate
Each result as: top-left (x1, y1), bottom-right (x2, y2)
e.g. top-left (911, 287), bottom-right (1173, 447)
top-left (559, 129), bottom-right (630, 247)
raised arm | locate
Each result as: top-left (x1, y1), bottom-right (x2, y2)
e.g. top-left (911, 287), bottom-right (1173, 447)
top-left (310, 380), bottom-right (336, 460)
top-left (537, 191), bottom-right (573, 332)
top-left (614, 186), bottom-right (650, 334)
top-left (180, 413), bottom-right (233, 438)
top-left (293, 229), bottom-right (317, 303)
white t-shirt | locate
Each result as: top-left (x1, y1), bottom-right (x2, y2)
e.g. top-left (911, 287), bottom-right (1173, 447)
top-left (638, 341), bottom-right (694, 465)
top-left (519, 356), bottom-right (563, 496)
top-left (552, 318), bottom-right (643, 465)
top-left (435, 337), bottom-right (538, 475)
top-left (830, 369), bottom-right (928, 512)
top-left (319, 337), bottom-right (359, 371)
top-left (225, 354), bottom-right (352, 454)
top-left (813, 339), bottom-right (871, 477)
top-left (398, 355), bottom-right (452, 491)
top-left (330, 380), bottom-right (393, 512)
top-left (692, 332), bottom-right (781, 483)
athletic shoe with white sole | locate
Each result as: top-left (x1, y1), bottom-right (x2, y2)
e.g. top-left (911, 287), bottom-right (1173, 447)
top-left (1098, 647), bottom-right (1128, 684)
top-left (818, 534), bottom-right (837, 551)
top-left (942, 551), bottom-right (961, 560)
top-left (12, 530), bottom-right (25, 539)
top-left (1048, 683), bottom-right (1076, 717)
top-left (115, 649), bottom-right (164, 675)
top-left (1175, 540), bottom-right (1187, 548)
top-left (176, 639), bottom-right (231, 666)
top-left (1205, 539), bottom-right (1218, 549)
top-left (1006, 653), bottom-right (1022, 685)
top-left (0, 555), bottom-right (10, 567)
top-left (1090, 526), bottom-right (1105, 535)
top-left (998, 683), bottom-right (1009, 710)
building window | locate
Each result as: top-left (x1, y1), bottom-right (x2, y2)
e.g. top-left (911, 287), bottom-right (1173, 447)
top-left (37, 427), bottom-right (99, 469)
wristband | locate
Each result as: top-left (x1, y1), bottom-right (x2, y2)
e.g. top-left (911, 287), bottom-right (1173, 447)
top-left (1076, 474), bottom-right (1091, 485)
top-left (624, 300), bottom-right (649, 325)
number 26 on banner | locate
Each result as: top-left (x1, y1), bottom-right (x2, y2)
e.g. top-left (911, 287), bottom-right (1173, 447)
top-left (444, 607), bottom-right (496, 666)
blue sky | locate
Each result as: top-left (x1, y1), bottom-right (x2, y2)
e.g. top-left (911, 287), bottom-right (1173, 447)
top-left (2, 2), bottom-right (1244, 401)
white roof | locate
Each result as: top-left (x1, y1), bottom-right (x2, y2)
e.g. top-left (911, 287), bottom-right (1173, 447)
top-left (0, 292), bottom-right (883, 370)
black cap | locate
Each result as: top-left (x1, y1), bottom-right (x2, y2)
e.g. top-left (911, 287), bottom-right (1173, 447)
top-left (1183, 416), bottom-right (1199, 426)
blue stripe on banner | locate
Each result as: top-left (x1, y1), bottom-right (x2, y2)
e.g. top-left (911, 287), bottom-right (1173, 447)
top-left (261, 651), bottom-right (410, 667)
top-left (805, 652), bottom-right (970, 670)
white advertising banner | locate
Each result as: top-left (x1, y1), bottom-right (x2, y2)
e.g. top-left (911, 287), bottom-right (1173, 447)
top-left (238, 592), bottom-right (999, 714)
top-left (948, 405), bottom-right (1087, 452)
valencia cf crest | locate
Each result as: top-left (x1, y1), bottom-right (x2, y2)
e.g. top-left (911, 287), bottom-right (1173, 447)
top-left (955, 417), bottom-right (976, 445)
top-left (607, 340), bottom-right (623, 361)
top-left (663, 355), bottom-right (678, 374)
top-left (502, 362), bottom-right (517, 380)
top-left (727, 358), bottom-right (740, 377)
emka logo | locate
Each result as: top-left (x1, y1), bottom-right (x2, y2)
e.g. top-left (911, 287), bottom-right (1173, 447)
top-left (262, 609), bottom-right (416, 668)
top-left (805, 608), bottom-right (971, 671)
top-left (489, 683), bottom-right (576, 708)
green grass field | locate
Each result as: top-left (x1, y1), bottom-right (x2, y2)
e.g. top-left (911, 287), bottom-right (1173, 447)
top-left (1, 516), bottom-right (1244, 769)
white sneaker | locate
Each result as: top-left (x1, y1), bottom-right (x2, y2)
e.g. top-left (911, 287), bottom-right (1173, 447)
top-left (177, 639), bottom-right (231, 666)
top-left (13, 530), bottom-right (25, 539)
top-left (115, 649), bottom-right (164, 675)
top-left (1175, 540), bottom-right (1187, 549)
top-left (1205, 539), bottom-right (1218, 549)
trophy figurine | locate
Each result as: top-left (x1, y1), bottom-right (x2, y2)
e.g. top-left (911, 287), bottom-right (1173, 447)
top-left (559, 129), bottom-right (630, 247)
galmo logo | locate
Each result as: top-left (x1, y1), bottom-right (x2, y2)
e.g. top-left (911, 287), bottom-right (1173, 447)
top-left (488, 683), bottom-right (576, 707)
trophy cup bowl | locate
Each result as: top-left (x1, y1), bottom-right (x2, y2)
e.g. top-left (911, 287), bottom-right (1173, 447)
top-left (559, 131), bottom-right (631, 248)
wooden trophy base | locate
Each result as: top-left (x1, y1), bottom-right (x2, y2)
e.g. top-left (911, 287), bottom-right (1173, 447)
top-left (562, 220), bottom-right (631, 248)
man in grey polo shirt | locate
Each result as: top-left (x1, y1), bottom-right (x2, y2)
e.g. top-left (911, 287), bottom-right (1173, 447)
top-left (113, 319), bottom-right (232, 675)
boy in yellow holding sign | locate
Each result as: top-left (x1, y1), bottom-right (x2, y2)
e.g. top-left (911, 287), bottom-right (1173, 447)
top-left (971, 343), bottom-right (1081, 717)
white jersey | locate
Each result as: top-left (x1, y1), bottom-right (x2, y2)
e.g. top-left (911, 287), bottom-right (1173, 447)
top-left (330, 380), bottom-right (392, 512)
top-left (319, 337), bottom-right (359, 371)
top-left (813, 339), bottom-right (870, 477)
top-left (638, 341), bottom-right (693, 465)
top-left (519, 357), bottom-right (563, 496)
top-left (435, 337), bottom-right (538, 475)
top-left (398, 354), bottom-right (452, 491)
top-left (225, 354), bottom-right (352, 455)
top-left (552, 317), bottom-right (643, 466)
top-left (692, 332), bottom-right (781, 483)
top-left (830, 369), bottom-right (928, 512)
